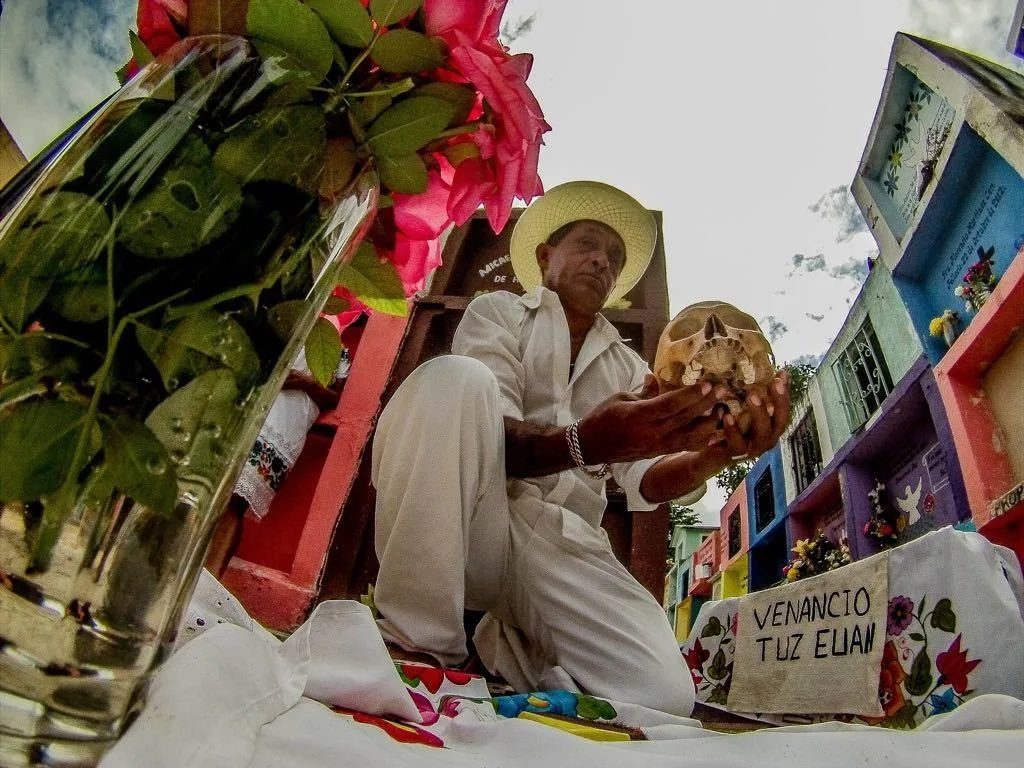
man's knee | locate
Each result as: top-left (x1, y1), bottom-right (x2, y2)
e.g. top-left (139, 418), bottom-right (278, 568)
top-left (634, 653), bottom-right (695, 717)
top-left (417, 355), bottom-right (497, 392)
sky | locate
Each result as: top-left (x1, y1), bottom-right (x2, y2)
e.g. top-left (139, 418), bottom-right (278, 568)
top-left (1, 0), bottom-right (1022, 522)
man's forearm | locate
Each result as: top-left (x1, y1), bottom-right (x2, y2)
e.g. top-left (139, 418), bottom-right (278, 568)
top-left (504, 417), bottom-right (579, 478)
top-left (639, 446), bottom-right (730, 504)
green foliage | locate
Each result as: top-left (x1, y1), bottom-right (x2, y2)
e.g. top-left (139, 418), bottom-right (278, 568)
top-left (715, 460), bottom-right (754, 494)
top-left (377, 153), bottom-right (428, 194)
top-left (305, 317), bottom-right (343, 386)
top-left (0, 400), bottom-right (94, 502)
top-left (307, 0), bottom-right (373, 48)
top-left (371, 30), bottom-right (443, 74)
top-left (337, 243), bottom-right (409, 316)
top-left (247, 0), bottom-right (334, 83)
top-left (367, 97), bottom-right (457, 157)
top-left (369, 0), bottom-right (424, 26)
top-left (785, 362), bottom-right (816, 404)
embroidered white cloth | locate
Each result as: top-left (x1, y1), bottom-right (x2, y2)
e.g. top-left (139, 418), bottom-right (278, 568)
top-left (100, 572), bottom-right (1023, 768)
top-left (683, 528), bottom-right (1024, 727)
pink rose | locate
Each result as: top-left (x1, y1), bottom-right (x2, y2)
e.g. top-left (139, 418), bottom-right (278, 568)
top-left (392, 170), bottom-right (452, 240)
top-left (138, 0), bottom-right (188, 56)
top-left (425, 0), bottom-right (507, 54)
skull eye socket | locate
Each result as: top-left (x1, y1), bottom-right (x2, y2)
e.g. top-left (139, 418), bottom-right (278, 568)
top-left (669, 315), bottom-right (706, 339)
top-left (722, 312), bottom-right (762, 332)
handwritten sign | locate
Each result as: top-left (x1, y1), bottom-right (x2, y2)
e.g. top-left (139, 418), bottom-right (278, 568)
top-left (728, 554), bottom-right (888, 715)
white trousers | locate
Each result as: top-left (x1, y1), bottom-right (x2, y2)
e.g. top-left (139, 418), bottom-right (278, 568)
top-left (371, 355), bottom-right (695, 716)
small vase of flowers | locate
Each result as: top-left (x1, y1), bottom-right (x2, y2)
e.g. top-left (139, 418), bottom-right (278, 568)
top-left (782, 530), bottom-right (852, 583)
top-left (864, 480), bottom-right (900, 548)
top-left (954, 246), bottom-right (999, 314)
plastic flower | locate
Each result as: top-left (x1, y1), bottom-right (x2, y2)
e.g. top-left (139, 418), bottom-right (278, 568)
top-left (954, 285), bottom-right (966, 297)
top-left (936, 634), bottom-right (981, 694)
top-left (928, 317), bottom-right (945, 337)
top-left (886, 595), bottom-right (915, 636)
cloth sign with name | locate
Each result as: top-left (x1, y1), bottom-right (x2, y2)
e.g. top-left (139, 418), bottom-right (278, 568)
top-left (728, 552), bottom-right (888, 715)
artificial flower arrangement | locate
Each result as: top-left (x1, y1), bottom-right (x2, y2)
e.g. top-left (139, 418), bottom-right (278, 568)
top-left (0, 0), bottom-right (548, 569)
top-left (864, 480), bottom-right (900, 547)
top-left (953, 246), bottom-right (999, 314)
top-left (928, 308), bottom-right (958, 345)
top-left (126, 0), bottom-right (550, 369)
top-left (782, 530), bottom-right (852, 583)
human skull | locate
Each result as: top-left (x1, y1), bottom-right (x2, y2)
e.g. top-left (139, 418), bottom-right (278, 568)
top-left (654, 301), bottom-right (776, 430)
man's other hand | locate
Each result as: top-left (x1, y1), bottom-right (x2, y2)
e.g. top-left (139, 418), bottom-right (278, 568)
top-left (577, 380), bottom-right (725, 464)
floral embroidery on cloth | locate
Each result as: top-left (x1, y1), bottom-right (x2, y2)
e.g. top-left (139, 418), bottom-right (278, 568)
top-left (682, 592), bottom-right (984, 728)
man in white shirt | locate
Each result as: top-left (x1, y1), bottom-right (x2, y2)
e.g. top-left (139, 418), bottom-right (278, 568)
top-left (371, 181), bottom-right (791, 715)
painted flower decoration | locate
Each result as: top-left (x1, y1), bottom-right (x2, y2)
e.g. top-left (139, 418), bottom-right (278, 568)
top-left (683, 638), bottom-right (710, 687)
top-left (928, 688), bottom-right (959, 715)
top-left (886, 595), bottom-right (915, 636)
top-left (876, 641), bottom-right (908, 718)
top-left (936, 634), bottom-right (981, 694)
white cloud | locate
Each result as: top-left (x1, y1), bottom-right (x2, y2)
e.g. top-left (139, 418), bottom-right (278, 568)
top-left (0, 0), bottom-right (135, 157)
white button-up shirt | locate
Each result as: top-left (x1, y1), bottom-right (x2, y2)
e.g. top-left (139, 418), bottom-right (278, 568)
top-left (452, 286), bottom-right (667, 530)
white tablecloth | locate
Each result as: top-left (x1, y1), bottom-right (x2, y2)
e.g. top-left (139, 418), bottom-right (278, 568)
top-left (99, 553), bottom-right (1024, 768)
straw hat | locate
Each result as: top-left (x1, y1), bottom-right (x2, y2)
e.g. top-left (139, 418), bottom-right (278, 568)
top-left (510, 181), bottom-right (657, 306)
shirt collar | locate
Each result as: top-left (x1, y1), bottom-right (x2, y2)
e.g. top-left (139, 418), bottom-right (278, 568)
top-left (518, 287), bottom-right (622, 345)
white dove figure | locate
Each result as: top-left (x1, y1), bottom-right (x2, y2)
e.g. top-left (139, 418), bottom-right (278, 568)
top-left (896, 477), bottom-right (923, 528)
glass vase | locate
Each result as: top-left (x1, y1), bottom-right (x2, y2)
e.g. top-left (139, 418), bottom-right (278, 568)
top-left (0, 35), bottom-right (377, 766)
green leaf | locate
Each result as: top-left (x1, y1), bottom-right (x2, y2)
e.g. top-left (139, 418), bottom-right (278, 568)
top-left (145, 369), bottom-right (244, 485)
top-left (320, 137), bottom-right (358, 198)
top-left (905, 649), bottom-right (933, 696)
top-left (267, 300), bottom-right (308, 341)
top-left (0, 192), bottom-right (111, 329)
top-left (575, 695), bottom-right (617, 721)
top-left (930, 598), bottom-right (956, 633)
top-left (307, 0), bottom-right (373, 47)
top-left (706, 686), bottom-right (729, 706)
top-left (0, 399), bottom-right (91, 502)
top-left (213, 105), bottom-right (327, 194)
top-left (701, 616), bottom-right (723, 638)
top-left (304, 317), bottom-right (342, 386)
top-left (371, 29), bottom-right (443, 74)
top-left (118, 162), bottom-right (243, 259)
top-left (707, 648), bottom-right (728, 680)
top-left (48, 262), bottom-right (109, 323)
top-left (369, 0), bottom-right (423, 26)
top-left (336, 243), bottom-right (408, 316)
top-left (323, 295), bottom-right (348, 314)
top-left (361, 88), bottom-right (393, 123)
top-left (247, 0), bottom-right (334, 83)
top-left (101, 414), bottom-right (177, 517)
top-left (918, 596), bottom-right (927, 619)
top-left (881, 703), bottom-right (920, 730)
top-left (128, 29), bottom-right (155, 68)
top-left (908, 632), bottom-right (926, 642)
top-left (377, 153), bottom-right (428, 194)
top-left (136, 310), bottom-right (261, 393)
top-left (414, 82), bottom-right (476, 126)
top-left (366, 96), bottom-right (456, 157)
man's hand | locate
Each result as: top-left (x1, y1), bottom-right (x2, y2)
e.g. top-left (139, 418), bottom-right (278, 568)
top-left (712, 368), bottom-right (793, 464)
top-left (576, 380), bottom-right (726, 465)
top-left (637, 369), bottom-right (793, 504)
